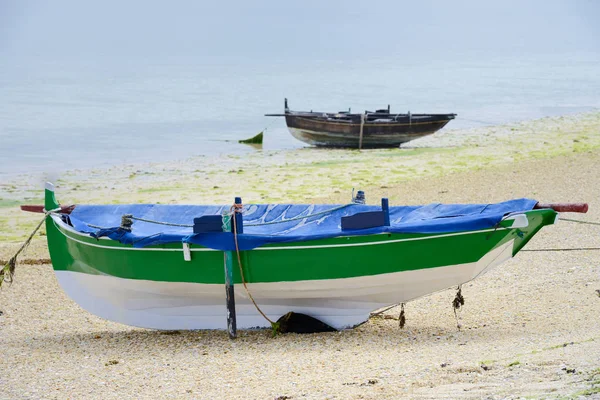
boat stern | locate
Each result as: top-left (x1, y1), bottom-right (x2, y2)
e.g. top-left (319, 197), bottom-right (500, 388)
top-left (500, 209), bottom-right (558, 257)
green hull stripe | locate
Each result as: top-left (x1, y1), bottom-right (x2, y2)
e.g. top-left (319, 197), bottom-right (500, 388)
top-left (46, 209), bottom-right (556, 285)
top-left (53, 217), bottom-right (511, 252)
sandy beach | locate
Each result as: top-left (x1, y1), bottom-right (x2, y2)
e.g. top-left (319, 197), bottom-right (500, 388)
top-left (1, 112), bottom-right (600, 399)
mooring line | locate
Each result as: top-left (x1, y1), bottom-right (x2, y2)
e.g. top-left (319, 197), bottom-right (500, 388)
top-left (230, 204), bottom-right (279, 333)
top-left (1, 207), bottom-right (61, 289)
top-left (560, 217), bottom-right (600, 227)
top-left (522, 247), bottom-right (600, 252)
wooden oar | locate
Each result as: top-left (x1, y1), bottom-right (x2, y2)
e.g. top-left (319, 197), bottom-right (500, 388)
top-left (20, 205), bottom-right (76, 214)
top-left (534, 203), bottom-right (588, 213)
top-left (264, 112), bottom-right (331, 117)
top-left (21, 203), bottom-right (588, 214)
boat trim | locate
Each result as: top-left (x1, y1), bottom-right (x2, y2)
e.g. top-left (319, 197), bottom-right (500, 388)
top-left (51, 215), bottom-right (513, 253)
top-left (292, 115), bottom-right (452, 127)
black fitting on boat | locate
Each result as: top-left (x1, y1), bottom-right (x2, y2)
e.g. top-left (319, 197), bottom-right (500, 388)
top-left (353, 190), bottom-right (366, 204)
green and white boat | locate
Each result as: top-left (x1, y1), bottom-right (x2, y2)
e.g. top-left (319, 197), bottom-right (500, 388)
top-left (34, 183), bottom-right (578, 331)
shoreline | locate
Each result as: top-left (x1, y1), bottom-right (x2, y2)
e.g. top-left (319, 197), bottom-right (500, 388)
top-left (2, 110), bottom-right (599, 195)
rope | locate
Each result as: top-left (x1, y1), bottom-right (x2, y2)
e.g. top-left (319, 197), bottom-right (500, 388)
top-left (86, 217), bottom-right (193, 230)
top-left (86, 223), bottom-right (107, 229)
top-left (522, 247), bottom-right (600, 252)
top-left (560, 217), bottom-right (600, 227)
top-left (95, 212), bottom-right (595, 249)
top-left (358, 113), bottom-right (365, 150)
top-left (260, 117), bottom-right (279, 134)
top-left (129, 216), bottom-right (193, 228)
top-left (459, 117), bottom-right (498, 126)
top-left (520, 218), bottom-right (600, 252)
top-left (369, 303), bottom-right (400, 317)
top-left (1, 207), bottom-right (61, 289)
top-left (87, 204), bottom-right (354, 231)
top-left (231, 204), bottom-right (279, 333)
top-left (103, 208), bottom-right (596, 230)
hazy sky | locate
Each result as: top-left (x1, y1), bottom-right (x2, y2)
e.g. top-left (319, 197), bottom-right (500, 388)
top-left (2, 0), bottom-right (599, 63)
top-left (1, 0), bottom-right (599, 175)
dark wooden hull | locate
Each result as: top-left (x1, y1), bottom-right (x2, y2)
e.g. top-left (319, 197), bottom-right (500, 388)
top-left (285, 114), bottom-right (455, 148)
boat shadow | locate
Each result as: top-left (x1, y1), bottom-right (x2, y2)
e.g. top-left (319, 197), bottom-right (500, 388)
top-left (26, 317), bottom-right (528, 359)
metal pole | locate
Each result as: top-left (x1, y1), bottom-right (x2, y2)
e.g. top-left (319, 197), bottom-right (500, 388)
top-left (222, 214), bottom-right (237, 339)
top-left (358, 113), bottom-right (365, 150)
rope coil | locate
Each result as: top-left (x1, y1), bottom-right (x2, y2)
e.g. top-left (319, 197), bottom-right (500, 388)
top-left (120, 214), bottom-right (133, 232)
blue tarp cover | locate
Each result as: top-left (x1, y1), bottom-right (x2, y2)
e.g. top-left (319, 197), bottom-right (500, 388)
top-left (66, 199), bottom-right (538, 251)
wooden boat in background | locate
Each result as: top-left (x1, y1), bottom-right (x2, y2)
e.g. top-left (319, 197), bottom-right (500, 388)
top-left (265, 99), bottom-right (456, 148)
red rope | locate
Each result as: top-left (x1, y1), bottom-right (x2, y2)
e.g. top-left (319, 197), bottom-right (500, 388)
top-left (230, 204), bottom-right (276, 326)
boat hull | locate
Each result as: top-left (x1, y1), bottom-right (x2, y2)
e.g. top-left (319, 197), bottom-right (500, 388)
top-left (46, 209), bottom-right (555, 330)
top-left (285, 115), bottom-right (453, 148)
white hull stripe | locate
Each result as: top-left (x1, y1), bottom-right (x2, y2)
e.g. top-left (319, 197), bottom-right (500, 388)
top-left (52, 240), bottom-right (515, 330)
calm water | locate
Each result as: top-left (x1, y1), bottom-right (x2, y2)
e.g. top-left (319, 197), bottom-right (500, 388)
top-left (1, 51), bottom-right (599, 179)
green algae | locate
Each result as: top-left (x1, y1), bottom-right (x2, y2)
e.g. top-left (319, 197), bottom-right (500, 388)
top-left (565, 368), bottom-right (600, 399)
top-left (0, 199), bottom-right (21, 208)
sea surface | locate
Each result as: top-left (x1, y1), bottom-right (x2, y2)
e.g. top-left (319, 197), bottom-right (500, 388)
top-left (1, 51), bottom-right (599, 180)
